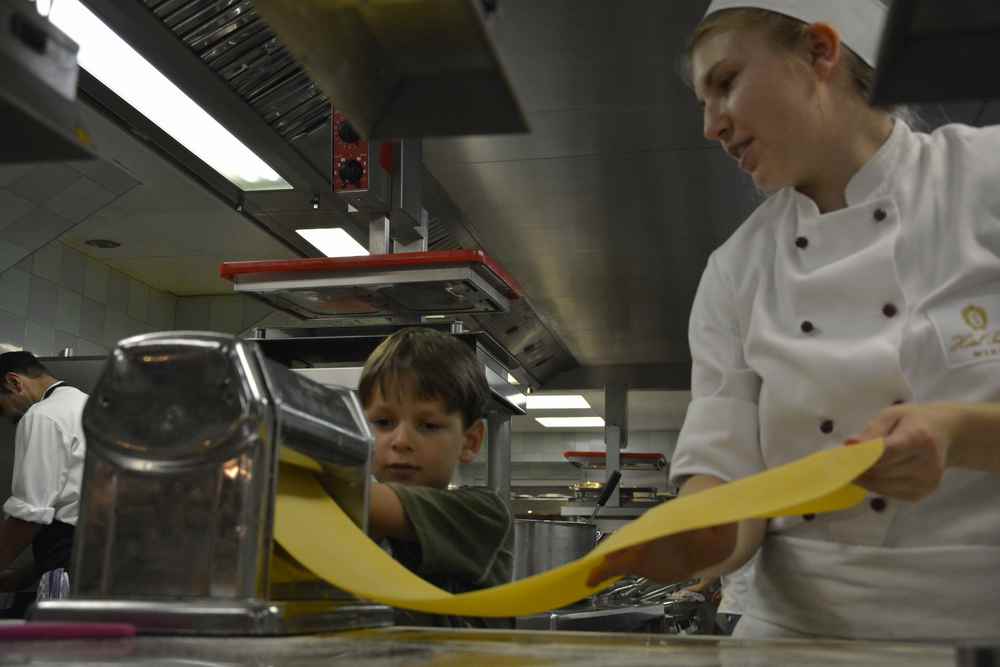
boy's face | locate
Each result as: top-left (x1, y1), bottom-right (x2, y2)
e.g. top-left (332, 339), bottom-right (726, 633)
top-left (365, 385), bottom-right (484, 489)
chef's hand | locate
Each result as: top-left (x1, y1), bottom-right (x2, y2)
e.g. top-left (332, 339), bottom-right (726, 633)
top-left (585, 523), bottom-right (737, 588)
top-left (848, 402), bottom-right (964, 502)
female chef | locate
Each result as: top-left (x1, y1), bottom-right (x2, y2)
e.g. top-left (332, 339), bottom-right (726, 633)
top-left (589, 0), bottom-right (1000, 640)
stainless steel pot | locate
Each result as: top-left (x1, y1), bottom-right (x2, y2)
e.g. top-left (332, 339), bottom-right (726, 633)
top-left (512, 520), bottom-right (598, 580)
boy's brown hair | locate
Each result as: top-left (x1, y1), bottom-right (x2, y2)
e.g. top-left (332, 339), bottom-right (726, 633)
top-left (358, 328), bottom-right (489, 428)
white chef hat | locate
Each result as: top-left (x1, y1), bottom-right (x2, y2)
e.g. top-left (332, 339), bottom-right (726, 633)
top-left (703, 0), bottom-right (888, 67)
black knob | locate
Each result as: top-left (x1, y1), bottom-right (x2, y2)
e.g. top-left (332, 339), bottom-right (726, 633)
top-left (338, 159), bottom-right (364, 185)
top-left (338, 121), bottom-right (360, 144)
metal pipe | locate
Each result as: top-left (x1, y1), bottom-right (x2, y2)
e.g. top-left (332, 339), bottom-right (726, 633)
top-left (368, 216), bottom-right (391, 255)
top-left (604, 383), bottom-right (628, 507)
top-left (486, 410), bottom-right (512, 505)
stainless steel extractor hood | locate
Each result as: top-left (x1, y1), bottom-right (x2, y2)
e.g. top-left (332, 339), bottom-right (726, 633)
top-left (253, 0), bottom-right (529, 139)
top-left (0, 0), bottom-right (93, 162)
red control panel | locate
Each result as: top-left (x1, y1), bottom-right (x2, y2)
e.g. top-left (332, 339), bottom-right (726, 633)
top-left (332, 111), bottom-right (368, 192)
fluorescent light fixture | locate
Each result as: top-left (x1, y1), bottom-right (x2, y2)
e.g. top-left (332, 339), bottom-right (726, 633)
top-left (48, 1), bottom-right (292, 192)
top-left (505, 392), bottom-right (527, 406)
top-left (506, 372), bottom-right (519, 385)
top-left (536, 417), bottom-right (605, 428)
top-left (526, 395), bottom-right (591, 410)
top-left (296, 228), bottom-right (369, 257)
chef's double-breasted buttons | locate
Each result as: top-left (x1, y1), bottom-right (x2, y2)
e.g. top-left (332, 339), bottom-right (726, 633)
top-left (870, 497), bottom-right (888, 513)
top-left (819, 419), bottom-right (835, 434)
top-left (801, 320), bottom-right (815, 334)
top-left (882, 303), bottom-right (898, 318)
top-left (873, 208), bottom-right (887, 222)
top-left (795, 236), bottom-right (809, 249)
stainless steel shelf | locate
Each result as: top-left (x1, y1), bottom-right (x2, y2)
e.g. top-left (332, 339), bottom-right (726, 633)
top-left (560, 506), bottom-right (652, 518)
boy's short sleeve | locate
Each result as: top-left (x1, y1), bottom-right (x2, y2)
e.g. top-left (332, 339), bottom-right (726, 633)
top-left (385, 484), bottom-right (513, 589)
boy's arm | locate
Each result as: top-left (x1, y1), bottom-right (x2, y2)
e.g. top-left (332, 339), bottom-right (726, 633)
top-left (368, 482), bottom-right (416, 542)
top-left (374, 485), bottom-right (511, 584)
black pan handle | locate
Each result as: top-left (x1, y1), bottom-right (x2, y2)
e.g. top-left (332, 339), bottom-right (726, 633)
top-left (595, 470), bottom-right (622, 508)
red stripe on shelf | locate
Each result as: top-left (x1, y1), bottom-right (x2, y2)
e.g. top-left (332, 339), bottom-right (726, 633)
top-left (219, 250), bottom-right (522, 299)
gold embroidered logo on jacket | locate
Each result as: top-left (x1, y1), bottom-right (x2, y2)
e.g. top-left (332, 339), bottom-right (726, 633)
top-left (951, 304), bottom-right (1000, 358)
top-left (962, 305), bottom-right (988, 331)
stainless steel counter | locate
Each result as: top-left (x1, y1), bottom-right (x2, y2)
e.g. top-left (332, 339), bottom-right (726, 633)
top-left (0, 626), bottom-right (963, 667)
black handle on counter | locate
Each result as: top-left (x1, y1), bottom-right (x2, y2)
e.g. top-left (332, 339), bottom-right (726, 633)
top-left (588, 470), bottom-right (623, 521)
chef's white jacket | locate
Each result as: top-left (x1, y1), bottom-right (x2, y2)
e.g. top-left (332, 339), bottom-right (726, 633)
top-left (3, 384), bottom-right (88, 526)
top-left (671, 120), bottom-right (1000, 640)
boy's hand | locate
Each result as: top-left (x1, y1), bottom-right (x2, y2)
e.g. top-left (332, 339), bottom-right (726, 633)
top-left (586, 523), bottom-right (738, 587)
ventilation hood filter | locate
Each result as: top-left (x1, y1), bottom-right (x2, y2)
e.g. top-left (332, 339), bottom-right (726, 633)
top-left (253, 0), bottom-right (529, 139)
top-left (221, 250), bottom-right (522, 319)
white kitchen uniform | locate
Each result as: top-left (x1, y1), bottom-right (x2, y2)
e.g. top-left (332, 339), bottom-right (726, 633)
top-left (717, 554), bottom-right (756, 617)
top-left (4, 383), bottom-right (88, 526)
top-left (670, 120), bottom-right (1000, 641)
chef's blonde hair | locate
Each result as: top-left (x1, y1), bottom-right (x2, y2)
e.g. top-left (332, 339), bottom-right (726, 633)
top-left (688, 8), bottom-right (880, 107)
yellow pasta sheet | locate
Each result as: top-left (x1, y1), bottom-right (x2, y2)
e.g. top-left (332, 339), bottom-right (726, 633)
top-left (275, 439), bottom-right (884, 617)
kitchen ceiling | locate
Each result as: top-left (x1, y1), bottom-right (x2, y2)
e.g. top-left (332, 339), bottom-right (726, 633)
top-left (58, 102), bottom-right (298, 294)
top-left (45, 0), bottom-right (999, 391)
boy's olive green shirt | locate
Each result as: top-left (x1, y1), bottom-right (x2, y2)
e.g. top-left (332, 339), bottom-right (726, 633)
top-left (384, 484), bottom-right (514, 629)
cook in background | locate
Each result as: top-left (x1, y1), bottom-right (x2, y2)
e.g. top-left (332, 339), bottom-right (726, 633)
top-left (589, 0), bottom-right (1000, 640)
top-left (358, 328), bottom-right (514, 628)
top-left (0, 350), bottom-right (88, 616)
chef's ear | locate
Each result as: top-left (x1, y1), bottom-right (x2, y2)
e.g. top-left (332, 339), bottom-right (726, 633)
top-left (804, 22), bottom-right (843, 82)
top-left (1, 372), bottom-right (19, 393)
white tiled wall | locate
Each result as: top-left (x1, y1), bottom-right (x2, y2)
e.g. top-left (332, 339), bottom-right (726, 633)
top-left (173, 294), bottom-right (277, 336)
top-left (0, 241), bottom-right (176, 356)
top-left (0, 235), bottom-right (283, 357)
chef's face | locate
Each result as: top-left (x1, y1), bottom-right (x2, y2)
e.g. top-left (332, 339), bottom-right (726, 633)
top-left (365, 382), bottom-right (484, 489)
top-left (692, 26), bottom-right (822, 193)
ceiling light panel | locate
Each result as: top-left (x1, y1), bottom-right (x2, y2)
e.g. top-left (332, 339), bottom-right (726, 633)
top-left (296, 228), bottom-right (369, 257)
top-left (535, 417), bottom-right (605, 428)
top-left (48, 0), bottom-right (292, 191)
top-left (526, 395), bottom-right (591, 410)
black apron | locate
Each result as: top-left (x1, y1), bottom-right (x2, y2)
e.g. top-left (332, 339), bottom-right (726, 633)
top-left (29, 382), bottom-right (76, 577)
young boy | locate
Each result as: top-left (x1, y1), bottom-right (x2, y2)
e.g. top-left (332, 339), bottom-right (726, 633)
top-left (358, 327), bottom-right (513, 628)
